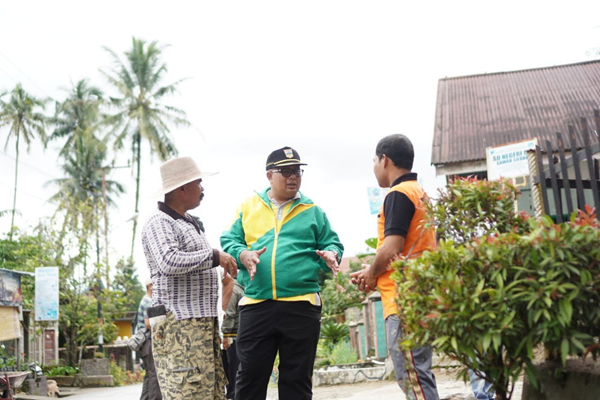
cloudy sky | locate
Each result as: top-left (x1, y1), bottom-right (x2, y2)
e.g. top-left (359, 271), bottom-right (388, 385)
top-left (1, 1), bottom-right (599, 283)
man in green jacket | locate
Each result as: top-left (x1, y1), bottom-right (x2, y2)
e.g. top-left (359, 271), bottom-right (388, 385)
top-left (221, 146), bottom-right (343, 400)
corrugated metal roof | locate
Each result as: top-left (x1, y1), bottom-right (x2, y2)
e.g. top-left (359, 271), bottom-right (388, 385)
top-left (431, 60), bottom-right (600, 166)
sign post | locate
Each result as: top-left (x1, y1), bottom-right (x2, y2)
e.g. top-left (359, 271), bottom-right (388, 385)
top-left (34, 267), bottom-right (59, 322)
top-left (486, 139), bottom-right (538, 181)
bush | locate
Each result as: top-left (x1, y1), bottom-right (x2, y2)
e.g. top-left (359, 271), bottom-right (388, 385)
top-left (329, 341), bottom-right (358, 365)
top-left (125, 370), bottom-right (144, 384)
top-left (321, 260), bottom-right (366, 320)
top-left (45, 365), bottom-right (78, 376)
top-left (393, 178), bottom-right (600, 400)
top-left (320, 322), bottom-right (349, 344)
top-left (109, 361), bottom-right (126, 386)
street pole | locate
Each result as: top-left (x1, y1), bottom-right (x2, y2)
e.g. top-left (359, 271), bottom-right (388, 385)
top-left (98, 163), bottom-right (128, 289)
top-left (94, 163), bottom-right (127, 354)
top-left (97, 293), bottom-right (103, 353)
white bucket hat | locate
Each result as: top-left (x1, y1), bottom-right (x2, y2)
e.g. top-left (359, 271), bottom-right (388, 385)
top-left (153, 157), bottom-right (216, 197)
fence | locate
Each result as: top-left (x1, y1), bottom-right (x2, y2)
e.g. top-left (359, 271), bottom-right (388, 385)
top-left (530, 109), bottom-right (600, 221)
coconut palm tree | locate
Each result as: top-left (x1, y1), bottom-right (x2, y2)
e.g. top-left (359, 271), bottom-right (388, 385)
top-left (48, 129), bottom-right (124, 273)
top-left (102, 37), bottom-right (190, 260)
top-left (49, 79), bottom-right (124, 283)
top-left (0, 83), bottom-right (48, 239)
top-left (50, 79), bottom-right (105, 156)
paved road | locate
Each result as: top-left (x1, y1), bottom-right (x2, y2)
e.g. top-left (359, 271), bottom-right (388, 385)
top-left (55, 374), bottom-right (523, 399)
top-left (64, 383), bottom-right (143, 399)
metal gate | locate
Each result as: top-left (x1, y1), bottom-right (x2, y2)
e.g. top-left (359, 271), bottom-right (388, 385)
top-left (530, 109), bottom-right (600, 222)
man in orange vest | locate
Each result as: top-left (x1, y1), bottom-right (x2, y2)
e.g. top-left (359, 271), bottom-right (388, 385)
top-left (351, 134), bottom-right (439, 400)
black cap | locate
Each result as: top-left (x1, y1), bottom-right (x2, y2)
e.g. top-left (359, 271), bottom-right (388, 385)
top-left (265, 146), bottom-right (307, 171)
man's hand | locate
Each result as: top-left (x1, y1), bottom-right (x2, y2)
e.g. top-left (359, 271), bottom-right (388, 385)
top-left (219, 251), bottom-right (238, 279)
top-left (350, 264), bottom-right (377, 293)
top-left (222, 336), bottom-right (231, 350)
top-left (240, 247), bottom-right (267, 280)
top-left (316, 250), bottom-right (339, 277)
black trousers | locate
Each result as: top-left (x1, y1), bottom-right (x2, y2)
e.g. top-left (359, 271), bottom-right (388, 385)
top-left (139, 339), bottom-right (162, 400)
top-left (235, 300), bottom-right (321, 400)
top-left (225, 341), bottom-right (239, 399)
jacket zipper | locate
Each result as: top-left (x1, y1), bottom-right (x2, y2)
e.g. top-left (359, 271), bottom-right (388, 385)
top-left (265, 196), bottom-right (302, 299)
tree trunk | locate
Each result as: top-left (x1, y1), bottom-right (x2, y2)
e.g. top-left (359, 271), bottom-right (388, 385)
top-left (102, 168), bottom-right (110, 289)
top-left (9, 123), bottom-right (21, 240)
top-left (130, 132), bottom-right (141, 262)
top-left (492, 366), bottom-right (511, 400)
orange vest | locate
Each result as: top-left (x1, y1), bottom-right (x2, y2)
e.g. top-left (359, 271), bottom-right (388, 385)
top-left (376, 180), bottom-right (436, 319)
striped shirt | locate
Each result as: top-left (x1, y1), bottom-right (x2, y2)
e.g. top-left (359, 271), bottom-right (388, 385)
top-left (141, 202), bottom-right (220, 320)
top-left (136, 294), bottom-right (152, 332)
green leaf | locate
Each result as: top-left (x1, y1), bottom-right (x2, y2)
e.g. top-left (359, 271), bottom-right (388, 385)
top-left (495, 273), bottom-right (504, 290)
top-left (492, 333), bottom-right (501, 351)
top-left (525, 363), bottom-right (539, 389)
top-left (364, 238), bottom-right (378, 250)
top-left (542, 309), bottom-right (551, 321)
top-left (483, 333), bottom-right (492, 352)
top-left (558, 299), bottom-right (573, 324)
top-left (470, 312), bottom-right (487, 321)
top-left (474, 279), bottom-right (485, 297)
top-left (432, 336), bottom-right (450, 348)
top-left (500, 310), bottom-right (516, 329)
top-left (570, 337), bottom-right (586, 352)
top-left (560, 338), bottom-right (569, 366)
top-left (451, 336), bottom-right (458, 352)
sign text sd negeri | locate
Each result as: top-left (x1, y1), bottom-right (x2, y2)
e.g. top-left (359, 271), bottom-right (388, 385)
top-left (492, 150), bottom-right (528, 165)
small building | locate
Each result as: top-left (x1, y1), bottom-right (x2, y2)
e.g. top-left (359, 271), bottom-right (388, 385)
top-left (0, 268), bottom-right (34, 369)
top-left (113, 311), bottom-right (136, 342)
top-left (431, 60), bottom-right (600, 180)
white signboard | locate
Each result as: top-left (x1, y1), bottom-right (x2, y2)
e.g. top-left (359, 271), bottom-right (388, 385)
top-left (35, 267), bottom-right (59, 321)
top-left (486, 139), bottom-right (537, 181)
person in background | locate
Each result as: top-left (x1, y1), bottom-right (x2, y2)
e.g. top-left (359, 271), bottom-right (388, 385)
top-left (469, 370), bottom-right (495, 400)
top-left (137, 277), bottom-right (161, 400)
top-left (221, 279), bottom-right (244, 399)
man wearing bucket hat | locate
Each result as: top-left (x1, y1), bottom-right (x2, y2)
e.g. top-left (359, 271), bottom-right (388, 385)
top-left (136, 277), bottom-right (161, 400)
top-left (221, 146), bottom-right (343, 400)
top-left (141, 157), bottom-right (238, 400)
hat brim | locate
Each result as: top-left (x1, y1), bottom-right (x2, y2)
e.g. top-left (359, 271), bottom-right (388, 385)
top-left (266, 161), bottom-right (307, 170)
top-left (150, 170), bottom-right (218, 198)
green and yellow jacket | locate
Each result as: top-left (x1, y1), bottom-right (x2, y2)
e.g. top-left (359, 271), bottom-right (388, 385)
top-left (220, 189), bottom-right (343, 300)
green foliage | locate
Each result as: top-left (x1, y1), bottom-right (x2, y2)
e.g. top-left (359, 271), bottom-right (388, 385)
top-left (329, 340), bottom-right (358, 365)
top-left (364, 238), bottom-right (378, 250)
top-left (58, 285), bottom-right (112, 360)
top-left (0, 227), bottom-right (59, 309)
top-left (317, 322), bottom-right (356, 367)
top-left (321, 260), bottom-right (366, 319)
top-left (392, 178), bottom-right (600, 400)
top-left (44, 365), bottom-right (78, 376)
top-left (0, 356), bottom-right (16, 370)
top-left (102, 37), bottom-right (190, 259)
top-left (0, 83), bottom-right (49, 237)
top-left (320, 322), bottom-right (349, 344)
top-left (107, 258), bottom-right (145, 314)
top-left (109, 361), bottom-right (125, 386)
top-left (431, 176), bottom-right (531, 243)
top-left (50, 79), bottom-right (105, 157)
